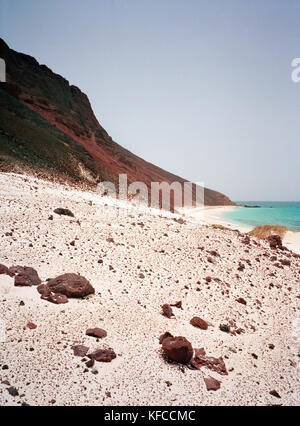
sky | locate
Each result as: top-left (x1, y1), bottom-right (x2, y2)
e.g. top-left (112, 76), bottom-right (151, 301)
top-left (0, 0), bottom-right (299, 201)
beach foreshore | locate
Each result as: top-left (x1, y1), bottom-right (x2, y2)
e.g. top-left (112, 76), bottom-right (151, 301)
top-left (0, 173), bottom-right (299, 406)
top-left (181, 206), bottom-right (300, 255)
top-left (182, 206), bottom-right (251, 232)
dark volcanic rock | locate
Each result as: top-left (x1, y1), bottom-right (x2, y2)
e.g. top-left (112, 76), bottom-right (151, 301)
top-left (162, 336), bottom-right (193, 364)
top-left (267, 235), bottom-right (283, 250)
top-left (27, 322), bottom-right (37, 330)
top-left (269, 390), bottom-right (281, 399)
top-left (237, 263), bottom-right (245, 271)
top-left (204, 376), bottom-right (221, 391)
top-left (162, 304), bottom-right (174, 318)
top-left (191, 348), bottom-right (228, 375)
top-left (47, 273), bottom-right (95, 298)
top-left (268, 344), bottom-right (275, 350)
top-left (71, 345), bottom-right (89, 357)
top-left (236, 297), bottom-right (247, 305)
top-left (7, 387), bottom-right (19, 397)
top-left (53, 208), bottom-right (74, 217)
top-left (219, 324), bottom-right (230, 333)
top-left (190, 317), bottom-right (209, 330)
top-left (86, 328), bottom-right (107, 339)
top-left (12, 266), bottom-right (41, 287)
top-left (88, 348), bottom-right (116, 363)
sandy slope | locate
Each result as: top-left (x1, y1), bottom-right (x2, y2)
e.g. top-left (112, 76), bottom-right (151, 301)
top-left (0, 173), bottom-right (299, 406)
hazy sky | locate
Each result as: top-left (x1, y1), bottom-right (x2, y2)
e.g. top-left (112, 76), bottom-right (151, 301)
top-left (1, 0), bottom-right (299, 201)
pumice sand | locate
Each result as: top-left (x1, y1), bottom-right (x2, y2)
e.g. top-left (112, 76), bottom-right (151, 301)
top-left (0, 173), bottom-right (299, 406)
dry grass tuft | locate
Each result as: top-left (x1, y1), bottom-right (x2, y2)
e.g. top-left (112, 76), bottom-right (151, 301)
top-left (248, 225), bottom-right (289, 239)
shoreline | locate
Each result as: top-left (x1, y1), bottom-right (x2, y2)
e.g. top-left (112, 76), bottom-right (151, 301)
top-left (182, 205), bottom-right (300, 255)
top-left (181, 205), bottom-right (251, 232)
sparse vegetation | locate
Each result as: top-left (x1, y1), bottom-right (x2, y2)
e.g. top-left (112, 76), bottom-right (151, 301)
top-left (248, 225), bottom-right (289, 239)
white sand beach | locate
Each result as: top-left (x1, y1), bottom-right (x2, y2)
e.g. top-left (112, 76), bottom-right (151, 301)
top-left (182, 206), bottom-right (252, 232)
top-left (182, 206), bottom-right (300, 255)
top-left (0, 173), bottom-right (299, 406)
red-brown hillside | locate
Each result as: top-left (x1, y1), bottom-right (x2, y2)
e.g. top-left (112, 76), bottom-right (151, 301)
top-left (0, 38), bottom-right (234, 206)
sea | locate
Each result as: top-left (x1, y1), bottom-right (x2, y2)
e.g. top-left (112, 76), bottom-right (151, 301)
top-left (221, 202), bottom-right (300, 231)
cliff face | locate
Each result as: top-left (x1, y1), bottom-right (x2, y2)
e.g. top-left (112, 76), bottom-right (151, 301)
top-left (0, 38), bottom-right (234, 206)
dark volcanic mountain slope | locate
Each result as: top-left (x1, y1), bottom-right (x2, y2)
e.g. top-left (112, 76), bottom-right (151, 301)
top-left (0, 38), bottom-right (234, 205)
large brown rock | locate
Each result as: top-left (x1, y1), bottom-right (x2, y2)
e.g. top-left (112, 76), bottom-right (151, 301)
top-left (11, 266), bottom-right (41, 286)
top-left (47, 273), bottom-right (95, 298)
top-left (162, 336), bottom-right (193, 364)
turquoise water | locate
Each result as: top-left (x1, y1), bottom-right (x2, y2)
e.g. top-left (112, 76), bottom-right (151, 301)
top-left (221, 202), bottom-right (300, 231)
